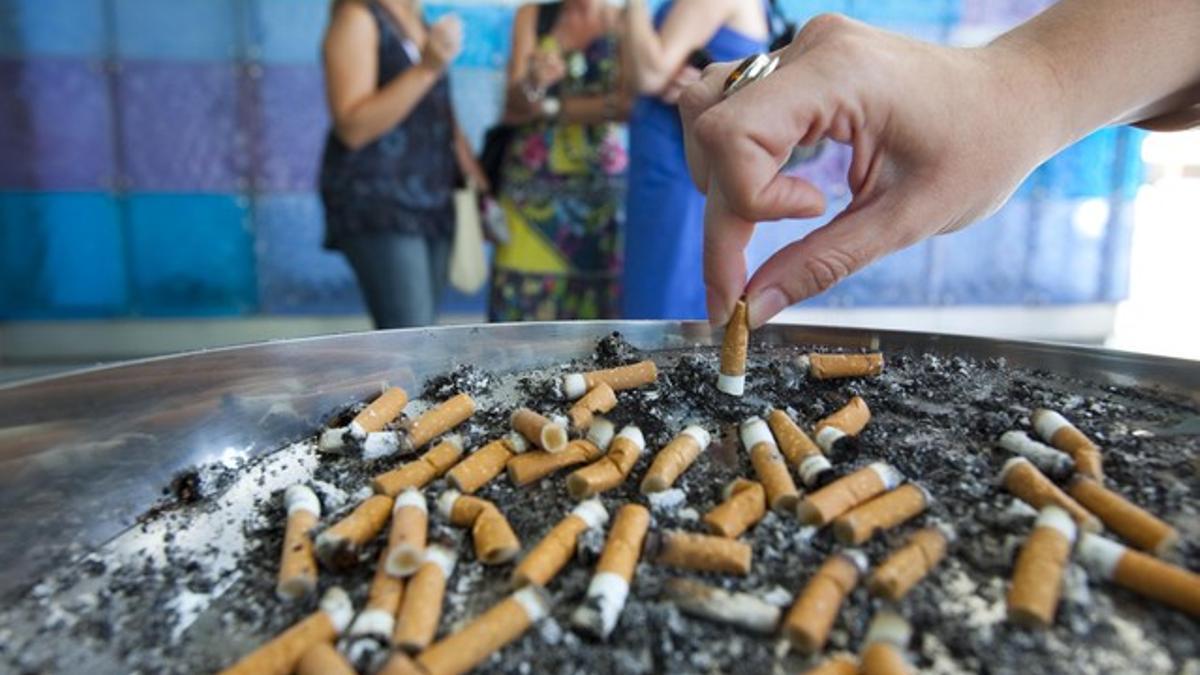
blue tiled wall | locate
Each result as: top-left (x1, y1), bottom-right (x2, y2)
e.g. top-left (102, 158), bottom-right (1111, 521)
top-left (0, 0), bottom-right (1146, 319)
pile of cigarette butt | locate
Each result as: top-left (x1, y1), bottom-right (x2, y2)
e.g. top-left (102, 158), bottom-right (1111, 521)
top-left (211, 316), bottom-right (1199, 675)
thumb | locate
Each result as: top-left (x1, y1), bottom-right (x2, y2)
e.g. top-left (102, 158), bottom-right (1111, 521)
top-left (743, 192), bottom-right (934, 328)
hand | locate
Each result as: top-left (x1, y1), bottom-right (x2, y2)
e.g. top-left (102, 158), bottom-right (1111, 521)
top-left (680, 14), bottom-right (1066, 327)
top-left (658, 65), bottom-right (702, 105)
top-left (463, 156), bottom-right (491, 194)
top-left (422, 15), bottom-right (463, 72)
top-left (529, 49), bottom-right (567, 92)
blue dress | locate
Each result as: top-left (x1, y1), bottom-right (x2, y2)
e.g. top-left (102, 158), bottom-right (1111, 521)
top-left (622, 4), bottom-right (766, 320)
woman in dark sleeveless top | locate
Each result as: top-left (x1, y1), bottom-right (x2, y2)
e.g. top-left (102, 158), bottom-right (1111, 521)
top-left (320, 0), bottom-right (487, 329)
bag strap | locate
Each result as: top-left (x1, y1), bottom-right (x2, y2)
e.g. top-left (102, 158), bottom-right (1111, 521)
top-left (766, 0), bottom-right (797, 52)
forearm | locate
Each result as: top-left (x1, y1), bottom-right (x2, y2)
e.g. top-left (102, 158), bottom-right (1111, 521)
top-left (988, 0), bottom-right (1200, 149)
top-left (333, 63), bottom-right (442, 150)
top-left (561, 92), bottom-right (634, 124)
top-left (625, 0), bottom-right (674, 94)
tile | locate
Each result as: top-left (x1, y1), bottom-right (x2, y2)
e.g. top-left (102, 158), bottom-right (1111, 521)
top-left (0, 0), bottom-right (107, 58)
top-left (253, 193), bottom-right (364, 314)
top-left (125, 193), bottom-right (256, 316)
top-left (117, 62), bottom-right (248, 192)
top-left (113, 0), bottom-right (240, 61)
top-left (246, 0), bottom-right (329, 64)
top-left (254, 64), bottom-right (329, 191)
top-left (0, 60), bottom-right (116, 190)
top-left (0, 192), bottom-right (127, 318)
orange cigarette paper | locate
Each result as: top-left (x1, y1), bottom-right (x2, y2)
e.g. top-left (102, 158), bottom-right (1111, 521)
top-left (832, 483), bottom-right (929, 545)
top-left (860, 643), bottom-right (913, 675)
top-left (767, 408), bottom-right (823, 465)
top-left (806, 353), bottom-right (884, 380)
top-left (797, 462), bottom-right (902, 526)
top-left (277, 485), bottom-right (320, 600)
top-left (406, 393), bottom-right (476, 451)
top-left (295, 643), bottom-right (355, 675)
top-left (814, 396), bottom-right (871, 436)
top-left (393, 544), bottom-right (456, 652)
top-left (446, 438), bottom-right (517, 494)
top-left (566, 427), bottom-right (644, 499)
top-left (507, 439), bottom-right (604, 486)
top-left (372, 437), bottom-right (463, 497)
top-left (511, 408), bottom-right (568, 452)
top-left (1068, 476), bottom-right (1178, 555)
top-left (350, 386), bottom-right (409, 436)
top-left (219, 588), bottom-right (352, 675)
top-left (802, 655), bottom-right (860, 675)
top-left (416, 587), bottom-right (550, 675)
top-left (377, 653), bottom-right (424, 675)
top-left (703, 479), bottom-right (766, 538)
top-left (1007, 506), bottom-right (1076, 628)
top-left (868, 527), bottom-right (948, 601)
top-left (569, 382), bottom-right (618, 430)
top-left (1000, 458), bottom-right (1101, 532)
top-left (641, 426), bottom-right (710, 493)
top-left (655, 530), bottom-right (753, 576)
top-left (717, 300), bottom-right (749, 396)
top-left (563, 359), bottom-right (658, 399)
top-left (514, 500), bottom-right (608, 587)
top-left (784, 551), bottom-right (865, 654)
top-left (1033, 409), bottom-right (1103, 480)
top-left (315, 494), bottom-right (394, 568)
top-left (1078, 533), bottom-right (1200, 617)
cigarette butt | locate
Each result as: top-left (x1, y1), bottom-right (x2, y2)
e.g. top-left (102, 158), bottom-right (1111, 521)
top-left (277, 485), bottom-right (320, 601)
top-left (569, 382), bottom-right (618, 430)
top-left (1032, 409), bottom-right (1104, 480)
top-left (742, 416), bottom-right (800, 512)
top-left (796, 462), bottom-right (903, 526)
top-left (511, 408), bottom-right (569, 453)
top-left (573, 503), bottom-right (651, 639)
top-left (439, 491), bottom-right (521, 565)
top-left (766, 409), bottom-right (829, 487)
top-left (348, 386), bottom-right (409, 439)
top-left (832, 483), bottom-right (930, 545)
top-left (417, 586), bottom-right (551, 675)
top-left (562, 359), bottom-right (658, 399)
top-left (1077, 532), bottom-right (1200, 617)
top-left (383, 488), bottom-right (428, 577)
top-left (315, 494), bottom-right (394, 569)
top-left (717, 300), bottom-right (750, 396)
top-left (813, 396), bottom-right (871, 453)
top-left (446, 437), bottom-right (521, 494)
top-left (377, 652), bottom-right (424, 675)
top-left (860, 611), bottom-right (914, 675)
top-left (295, 642), bottom-right (355, 675)
top-left (997, 430), bottom-right (1074, 480)
top-left (1067, 476), bottom-right (1178, 555)
top-left (372, 436), bottom-right (464, 497)
top-left (868, 526), bottom-right (949, 601)
top-left (318, 426), bottom-right (352, 454)
top-left (1000, 457), bottom-right (1101, 532)
top-left (784, 550), bottom-right (868, 654)
top-left (802, 655), bottom-right (859, 675)
top-left (365, 552), bottom-right (404, 618)
top-left (507, 435), bottom-right (607, 486)
top-left (1007, 506), bottom-right (1077, 628)
top-left (801, 352), bottom-right (885, 380)
top-left (394, 543), bottom-right (457, 652)
top-left (653, 530), bottom-right (753, 576)
top-left (663, 577), bottom-right (781, 634)
top-left (514, 499), bottom-right (609, 587)
top-left (404, 393), bottom-right (476, 452)
top-left (218, 587), bottom-right (353, 675)
top-left (641, 426), bottom-right (711, 493)
top-left (566, 426), bottom-right (645, 499)
top-left (703, 478), bottom-right (766, 538)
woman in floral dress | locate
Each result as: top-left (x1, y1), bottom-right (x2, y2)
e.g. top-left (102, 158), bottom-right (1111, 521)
top-left (488, 0), bottom-right (632, 321)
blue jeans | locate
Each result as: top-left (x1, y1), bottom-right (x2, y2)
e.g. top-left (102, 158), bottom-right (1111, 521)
top-left (340, 233), bottom-right (450, 329)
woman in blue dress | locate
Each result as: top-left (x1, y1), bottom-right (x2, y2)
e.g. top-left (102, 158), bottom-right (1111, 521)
top-left (623, 0), bottom-right (769, 319)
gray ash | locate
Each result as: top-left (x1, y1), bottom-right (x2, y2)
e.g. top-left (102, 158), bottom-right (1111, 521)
top-left (1, 340), bottom-right (1197, 675)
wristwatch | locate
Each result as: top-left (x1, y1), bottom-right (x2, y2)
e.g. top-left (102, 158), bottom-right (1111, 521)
top-left (541, 96), bottom-right (562, 119)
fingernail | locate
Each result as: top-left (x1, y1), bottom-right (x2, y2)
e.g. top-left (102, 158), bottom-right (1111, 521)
top-left (747, 287), bottom-right (789, 328)
top-left (706, 288), bottom-right (730, 326)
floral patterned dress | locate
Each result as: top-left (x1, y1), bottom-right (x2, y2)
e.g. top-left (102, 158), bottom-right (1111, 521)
top-left (488, 33), bottom-right (627, 322)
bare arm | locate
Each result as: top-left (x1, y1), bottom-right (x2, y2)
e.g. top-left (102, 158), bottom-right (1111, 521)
top-left (625, 0), bottom-right (737, 94)
top-left (322, 3), bottom-right (457, 151)
top-left (680, 0), bottom-right (1200, 326)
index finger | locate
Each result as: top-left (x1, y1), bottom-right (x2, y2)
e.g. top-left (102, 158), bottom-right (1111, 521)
top-left (679, 61), bottom-right (738, 195)
top-left (703, 185), bottom-right (755, 325)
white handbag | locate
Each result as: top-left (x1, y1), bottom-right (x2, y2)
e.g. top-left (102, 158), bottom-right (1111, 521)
top-left (449, 186), bottom-right (488, 294)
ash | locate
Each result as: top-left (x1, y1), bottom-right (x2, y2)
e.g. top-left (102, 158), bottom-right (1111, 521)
top-left (1, 335), bottom-right (1197, 675)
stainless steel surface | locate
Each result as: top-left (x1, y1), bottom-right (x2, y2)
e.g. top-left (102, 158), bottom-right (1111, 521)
top-left (1, 320), bottom-right (1197, 600)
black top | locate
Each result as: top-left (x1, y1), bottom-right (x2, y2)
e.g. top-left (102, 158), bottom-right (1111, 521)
top-left (319, 0), bottom-right (457, 247)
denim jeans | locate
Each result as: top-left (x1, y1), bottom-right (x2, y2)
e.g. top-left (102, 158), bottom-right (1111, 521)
top-left (339, 232), bottom-right (451, 329)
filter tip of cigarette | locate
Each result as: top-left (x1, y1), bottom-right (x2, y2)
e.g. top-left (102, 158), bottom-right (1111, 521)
top-left (513, 585), bottom-right (553, 622)
top-left (794, 354), bottom-right (811, 372)
top-left (999, 456), bottom-right (1032, 482)
top-left (864, 611), bottom-right (911, 648)
top-left (319, 586), bottom-right (355, 634)
top-left (573, 499), bottom-right (610, 529)
top-left (361, 432), bottom-right (401, 460)
top-left (393, 488), bottom-right (427, 512)
top-left (284, 484), bottom-right (321, 517)
top-left (441, 434), bottom-right (464, 450)
top-left (1076, 532), bottom-right (1125, 579)
top-left (566, 473), bottom-right (592, 500)
top-left (349, 607), bottom-right (395, 639)
top-left (563, 373), bottom-right (588, 400)
top-left (841, 549), bottom-right (870, 575)
top-left (716, 373), bottom-right (746, 396)
top-left (541, 426), bottom-right (569, 453)
top-left (437, 490), bottom-right (462, 520)
top-left (617, 425), bottom-right (646, 451)
top-left (587, 418), bottom-right (617, 449)
top-left (640, 476), bottom-right (670, 494)
top-left (738, 416), bottom-right (773, 450)
top-left (682, 425), bottom-right (712, 448)
top-left (318, 427), bottom-right (351, 454)
top-left (1035, 505), bottom-right (1078, 542)
top-left (385, 544), bottom-right (426, 577)
top-left (424, 543), bottom-right (459, 577)
top-left (506, 432), bottom-right (531, 454)
top-left (275, 576), bottom-right (316, 601)
top-left (868, 462), bottom-right (905, 490)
